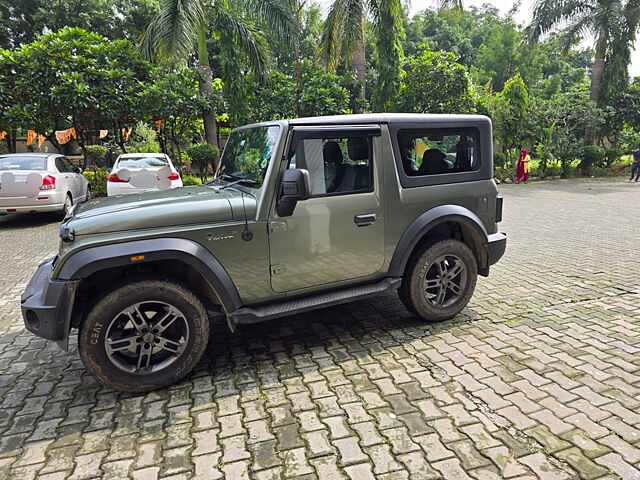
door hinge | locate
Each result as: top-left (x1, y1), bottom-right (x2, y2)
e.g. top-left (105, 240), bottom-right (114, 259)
top-left (271, 264), bottom-right (287, 275)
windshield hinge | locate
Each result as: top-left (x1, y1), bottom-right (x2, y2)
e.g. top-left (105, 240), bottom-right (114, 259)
top-left (270, 264), bottom-right (287, 276)
top-left (269, 221), bottom-right (287, 234)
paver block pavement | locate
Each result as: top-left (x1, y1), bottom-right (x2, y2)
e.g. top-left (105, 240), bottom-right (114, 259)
top-left (0, 179), bottom-right (639, 479)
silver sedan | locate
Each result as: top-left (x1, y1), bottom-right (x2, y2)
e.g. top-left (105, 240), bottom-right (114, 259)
top-left (0, 153), bottom-right (91, 215)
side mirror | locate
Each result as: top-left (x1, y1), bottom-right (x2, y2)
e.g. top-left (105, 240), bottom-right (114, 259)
top-left (277, 168), bottom-right (311, 217)
top-left (75, 167), bottom-right (83, 174)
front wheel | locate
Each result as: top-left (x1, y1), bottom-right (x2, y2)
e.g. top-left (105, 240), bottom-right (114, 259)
top-left (399, 239), bottom-right (477, 322)
top-left (79, 279), bottom-right (209, 392)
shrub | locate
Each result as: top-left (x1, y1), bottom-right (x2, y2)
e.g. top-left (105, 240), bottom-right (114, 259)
top-left (186, 143), bottom-right (219, 183)
top-left (531, 163), bottom-right (562, 179)
top-left (602, 148), bottom-right (623, 167)
top-left (82, 168), bottom-right (110, 197)
top-left (182, 175), bottom-right (202, 186)
top-left (494, 166), bottom-right (514, 183)
top-left (493, 151), bottom-right (507, 168)
top-left (579, 145), bottom-right (606, 173)
top-left (83, 145), bottom-right (107, 168)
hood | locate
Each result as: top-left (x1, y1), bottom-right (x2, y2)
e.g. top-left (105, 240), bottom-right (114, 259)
top-left (68, 185), bottom-right (245, 236)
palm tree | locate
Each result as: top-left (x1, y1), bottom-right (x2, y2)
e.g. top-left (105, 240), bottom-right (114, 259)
top-left (437, 0), bottom-right (463, 10)
top-left (526, 0), bottom-right (640, 144)
top-left (320, 0), bottom-right (404, 112)
top-left (142, 0), bottom-right (296, 148)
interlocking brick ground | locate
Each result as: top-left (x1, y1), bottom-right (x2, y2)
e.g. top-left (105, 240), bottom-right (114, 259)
top-left (0, 178), bottom-right (639, 480)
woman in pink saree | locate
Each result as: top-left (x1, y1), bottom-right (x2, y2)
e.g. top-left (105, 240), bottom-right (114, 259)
top-left (515, 148), bottom-right (530, 183)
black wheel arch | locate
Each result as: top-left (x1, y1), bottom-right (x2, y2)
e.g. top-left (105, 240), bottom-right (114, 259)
top-left (56, 238), bottom-right (242, 346)
top-left (389, 205), bottom-right (490, 278)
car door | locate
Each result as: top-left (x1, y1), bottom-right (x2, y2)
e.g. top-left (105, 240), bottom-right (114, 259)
top-left (269, 126), bottom-right (385, 293)
top-left (62, 157), bottom-right (83, 201)
top-left (54, 157), bottom-right (73, 197)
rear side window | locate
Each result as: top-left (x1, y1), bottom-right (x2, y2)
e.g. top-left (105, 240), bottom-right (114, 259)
top-left (289, 136), bottom-right (373, 196)
top-left (0, 156), bottom-right (46, 171)
top-left (397, 129), bottom-right (479, 176)
top-left (117, 156), bottom-right (169, 168)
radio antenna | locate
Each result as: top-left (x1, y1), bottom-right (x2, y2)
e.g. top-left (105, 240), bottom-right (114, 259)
top-left (240, 191), bottom-right (253, 242)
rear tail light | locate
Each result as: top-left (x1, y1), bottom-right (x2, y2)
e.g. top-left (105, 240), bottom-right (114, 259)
top-left (168, 172), bottom-right (180, 181)
top-left (107, 173), bottom-right (129, 183)
top-left (40, 175), bottom-right (56, 190)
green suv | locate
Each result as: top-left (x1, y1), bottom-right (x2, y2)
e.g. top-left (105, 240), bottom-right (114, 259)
top-left (21, 114), bottom-right (506, 391)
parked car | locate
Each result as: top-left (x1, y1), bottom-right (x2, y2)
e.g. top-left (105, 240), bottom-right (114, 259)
top-left (0, 153), bottom-right (90, 216)
top-left (107, 153), bottom-right (182, 196)
top-left (21, 114), bottom-right (506, 392)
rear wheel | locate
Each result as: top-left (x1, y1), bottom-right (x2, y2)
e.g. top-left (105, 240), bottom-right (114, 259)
top-left (399, 239), bottom-right (477, 322)
top-left (85, 185), bottom-right (91, 202)
top-left (78, 279), bottom-right (209, 392)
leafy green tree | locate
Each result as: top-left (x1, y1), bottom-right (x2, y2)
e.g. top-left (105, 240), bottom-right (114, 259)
top-left (438, 0), bottom-right (464, 9)
top-left (490, 73), bottom-right (530, 164)
top-left (141, 67), bottom-right (216, 162)
top-left (236, 62), bottom-right (362, 124)
top-left (141, 0), bottom-right (295, 148)
top-left (526, 0), bottom-right (640, 144)
top-left (320, 0), bottom-right (405, 111)
top-left (394, 45), bottom-right (475, 114)
top-left (404, 6), bottom-right (488, 67)
top-left (0, 28), bottom-right (153, 156)
top-left (0, 0), bottom-right (160, 49)
top-left (529, 86), bottom-right (606, 173)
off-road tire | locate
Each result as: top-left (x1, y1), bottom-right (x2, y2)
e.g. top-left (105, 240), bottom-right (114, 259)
top-left (79, 279), bottom-right (208, 392)
top-left (399, 239), bottom-right (477, 322)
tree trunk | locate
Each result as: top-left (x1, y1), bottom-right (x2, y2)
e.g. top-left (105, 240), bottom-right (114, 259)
top-left (43, 133), bottom-right (63, 154)
top-left (197, 27), bottom-right (219, 163)
top-left (114, 122), bottom-right (127, 153)
top-left (584, 57), bottom-right (604, 145)
top-left (351, 20), bottom-right (366, 114)
top-left (585, 36), bottom-right (606, 146)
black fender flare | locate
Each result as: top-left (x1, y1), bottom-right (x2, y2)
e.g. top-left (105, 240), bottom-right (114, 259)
top-left (57, 238), bottom-right (243, 314)
top-left (388, 205), bottom-right (490, 277)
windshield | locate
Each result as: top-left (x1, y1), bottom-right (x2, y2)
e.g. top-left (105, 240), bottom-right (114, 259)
top-left (0, 156), bottom-right (47, 171)
top-left (219, 126), bottom-right (280, 188)
top-left (117, 156), bottom-right (169, 168)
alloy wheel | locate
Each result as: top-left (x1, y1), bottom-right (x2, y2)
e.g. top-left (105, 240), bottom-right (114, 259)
top-left (104, 301), bottom-right (189, 374)
top-left (423, 254), bottom-right (467, 307)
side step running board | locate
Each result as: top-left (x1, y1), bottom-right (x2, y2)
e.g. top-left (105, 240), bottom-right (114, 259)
top-left (230, 277), bottom-right (402, 325)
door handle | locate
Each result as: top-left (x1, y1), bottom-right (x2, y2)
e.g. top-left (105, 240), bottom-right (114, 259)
top-left (354, 214), bottom-right (376, 226)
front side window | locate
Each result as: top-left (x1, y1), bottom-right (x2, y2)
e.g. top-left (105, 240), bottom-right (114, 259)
top-left (219, 126), bottom-right (280, 188)
top-left (62, 157), bottom-right (76, 172)
top-left (289, 136), bottom-right (373, 196)
top-left (398, 129), bottom-right (478, 176)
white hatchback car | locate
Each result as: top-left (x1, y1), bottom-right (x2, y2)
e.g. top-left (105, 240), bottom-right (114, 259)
top-left (0, 153), bottom-right (90, 216)
top-left (107, 153), bottom-right (183, 196)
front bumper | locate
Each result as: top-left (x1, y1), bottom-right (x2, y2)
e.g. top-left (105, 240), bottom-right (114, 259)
top-left (487, 232), bottom-right (507, 266)
top-left (21, 258), bottom-right (79, 349)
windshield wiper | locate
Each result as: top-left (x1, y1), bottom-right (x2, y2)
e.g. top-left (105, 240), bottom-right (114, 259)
top-left (205, 174), bottom-right (234, 186)
top-left (219, 178), bottom-right (260, 190)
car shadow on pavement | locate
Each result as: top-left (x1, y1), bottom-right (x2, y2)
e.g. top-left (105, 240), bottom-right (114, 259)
top-left (0, 213), bottom-right (62, 229)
